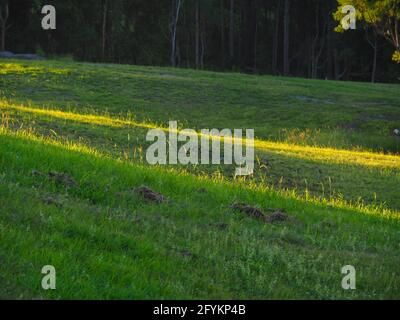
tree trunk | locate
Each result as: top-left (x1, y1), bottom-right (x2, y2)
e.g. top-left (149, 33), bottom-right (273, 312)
top-left (0, 2), bottom-right (9, 52)
top-left (241, 0), bottom-right (256, 70)
top-left (311, 5), bottom-right (325, 79)
top-left (283, 0), bottom-right (290, 76)
top-left (334, 49), bottom-right (340, 80)
top-left (200, 26), bottom-right (205, 69)
top-left (102, 0), bottom-right (108, 60)
top-left (0, 23), bottom-right (5, 51)
top-left (312, 26), bottom-right (326, 79)
top-left (195, 0), bottom-right (200, 69)
top-left (254, 2), bottom-right (258, 70)
top-left (170, 1), bottom-right (175, 66)
top-left (184, 7), bottom-right (191, 68)
top-left (371, 37), bottom-right (378, 83)
top-left (229, 0), bottom-right (234, 65)
top-left (171, 0), bottom-right (182, 67)
top-left (272, 0), bottom-right (281, 74)
top-left (220, 0), bottom-right (225, 69)
top-left (365, 31), bottom-right (379, 83)
top-left (311, 3), bottom-right (319, 79)
top-left (326, 1), bottom-right (334, 80)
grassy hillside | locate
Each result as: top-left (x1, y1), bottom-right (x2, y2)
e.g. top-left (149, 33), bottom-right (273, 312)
top-left (0, 59), bottom-right (399, 299)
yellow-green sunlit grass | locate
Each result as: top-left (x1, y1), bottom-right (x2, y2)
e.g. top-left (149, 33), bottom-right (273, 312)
top-left (0, 126), bottom-right (399, 299)
top-left (0, 100), bottom-right (156, 129)
top-left (0, 126), bottom-right (100, 157)
top-left (1, 59), bottom-right (400, 299)
top-left (0, 126), bottom-right (398, 220)
top-left (2, 100), bottom-right (399, 170)
top-left (254, 139), bottom-right (400, 169)
top-left (0, 63), bottom-right (70, 76)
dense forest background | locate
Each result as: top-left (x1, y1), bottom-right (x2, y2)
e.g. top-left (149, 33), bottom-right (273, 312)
top-left (2, 0), bottom-right (400, 83)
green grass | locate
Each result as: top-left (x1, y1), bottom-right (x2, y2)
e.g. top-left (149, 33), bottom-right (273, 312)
top-left (0, 59), bottom-right (399, 299)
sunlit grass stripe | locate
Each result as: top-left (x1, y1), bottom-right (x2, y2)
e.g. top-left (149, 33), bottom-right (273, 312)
top-left (0, 126), bottom-right (399, 219)
top-left (254, 140), bottom-right (400, 169)
top-left (1, 101), bottom-right (399, 169)
top-left (0, 101), bottom-right (157, 129)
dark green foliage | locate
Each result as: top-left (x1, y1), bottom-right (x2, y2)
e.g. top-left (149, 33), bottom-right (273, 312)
top-left (3, 0), bottom-right (399, 82)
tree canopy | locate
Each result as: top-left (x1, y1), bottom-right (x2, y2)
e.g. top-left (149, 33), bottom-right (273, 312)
top-left (334, 0), bottom-right (400, 63)
top-left (1, 0), bottom-right (399, 82)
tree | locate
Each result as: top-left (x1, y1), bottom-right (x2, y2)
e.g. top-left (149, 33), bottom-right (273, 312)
top-left (272, 0), bottom-right (281, 75)
top-left (365, 28), bottom-right (380, 82)
top-left (0, 0), bottom-right (10, 51)
top-left (241, 0), bottom-right (257, 70)
top-left (334, 0), bottom-right (400, 63)
top-left (2, 0), bottom-right (398, 82)
top-left (283, 0), bottom-right (290, 75)
top-left (229, 0), bottom-right (235, 66)
top-left (101, 0), bottom-right (109, 60)
top-left (195, 0), bottom-right (200, 68)
top-left (170, 0), bottom-right (183, 67)
top-left (310, 2), bottom-right (322, 78)
top-left (220, 0), bottom-right (225, 68)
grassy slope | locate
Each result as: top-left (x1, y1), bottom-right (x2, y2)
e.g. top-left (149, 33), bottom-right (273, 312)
top-left (1, 60), bottom-right (399, 210)
top-left (0, 130), bottom-right (399, 299)
top-left (0, 59), bottom-right (399, 299)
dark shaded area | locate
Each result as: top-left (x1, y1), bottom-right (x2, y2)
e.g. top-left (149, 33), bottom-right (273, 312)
top-left (2, 0), bottom-right (400, 82)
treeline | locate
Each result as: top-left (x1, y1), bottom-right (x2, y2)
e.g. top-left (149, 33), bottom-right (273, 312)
top-left (2, 0), bottom-right (400, 82)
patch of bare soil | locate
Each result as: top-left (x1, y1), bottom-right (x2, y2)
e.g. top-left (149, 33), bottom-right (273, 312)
top-left (295, 95), bottom-right (334, 105)
top-left (48, 171), bottom-right (78, 188)
top-left (208, 222), bottom-right (229, 230)
top-left (215, 222), bottom-right (229, 230)
top-left (340, 122), bottom-right (360, 132)
top-left (197, 188), bottom-right (208, 194)
top-left (180, 249), bottom-right (194, 258)
top-left (231, 203), bottom-right (266, 220)
top-left (32, 169), bottom-right (44, 177)
top-left (265, 210), bottom-right (290, 223)
top-left (363, 114), bottom-right (400, 121)
top-left (32, 169), bottom-right (78, 188)
top-left (132, 214), bottom-right (143, 225)
top-left (231, 203), bottom-right (294, 224)
top-left (134, 186), bottom-right (167, 204)
top-left (42, 195), bottom-right (62, 207)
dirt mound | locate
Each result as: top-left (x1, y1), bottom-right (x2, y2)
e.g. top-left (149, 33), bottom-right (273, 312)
top-left (42, 196), bottom-right (62, 207)
top-left (208, 222), bottom-right (229, 230)
top-left (197, 188), bottom-right (208, 194)
top-left (180, 250), bottom-right (193, 258)
top-left (232, 203), bottom-right (292, 224)
top-left (32, 169), bottom-right (44, 177)
top-left (231, 203), bottom-right (266, 220)
top-left (134, 186), bottom-right (167, 204)
top-left (32, 169), bottom-right (77, 188)
top-left (48, 171), bottom-right (78, 188)
top-left (265, 210), bottom-right (290, 223)
top-left (214, 222), bottom-right (229, 230)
